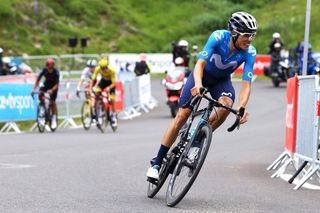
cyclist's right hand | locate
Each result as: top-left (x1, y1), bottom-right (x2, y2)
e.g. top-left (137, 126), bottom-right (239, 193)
top-left (191, 85), bottom-right (206, 97)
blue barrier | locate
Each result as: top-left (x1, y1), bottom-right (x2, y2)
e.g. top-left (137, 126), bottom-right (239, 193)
top-left (0, 84), bottom-right (37, 122)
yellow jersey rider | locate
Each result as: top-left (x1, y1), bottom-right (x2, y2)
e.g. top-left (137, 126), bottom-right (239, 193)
top-left (89, 58), bottom-right (117, 127)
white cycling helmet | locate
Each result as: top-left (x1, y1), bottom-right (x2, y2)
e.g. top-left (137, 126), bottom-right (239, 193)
top-left (178, 40), bottom-right (189, 47)
top-left (86, 59), bottom-right (97, 67)
top-left (272, 32), bottom-right (280, 39)
top-left (228, 12), bottom-right (257, 34)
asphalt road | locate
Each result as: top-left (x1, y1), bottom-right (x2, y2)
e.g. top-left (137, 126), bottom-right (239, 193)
top-left (0, 78), bottom-right (319, 213)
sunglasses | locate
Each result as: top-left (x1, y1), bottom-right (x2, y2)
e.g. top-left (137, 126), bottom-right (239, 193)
top-left (101, 66), bottom-right (108, 70)
top-left (235, 30), bottom-right (256, 40)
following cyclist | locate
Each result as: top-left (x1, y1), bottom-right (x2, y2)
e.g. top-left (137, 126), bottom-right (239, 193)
top-left (76, 59), bottom-right (97, 97)
top-left (89, 58), bottom-right (118, 127)
top-left (31, 58), bottom-right (60, 129)
top-left (147, 12), bottom-right (257, 180)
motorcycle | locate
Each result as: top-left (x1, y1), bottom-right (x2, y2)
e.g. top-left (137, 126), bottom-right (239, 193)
top-left (162, 67), bottom-right (187, 117)
top-left (264, 49), bottom-right (293, 87)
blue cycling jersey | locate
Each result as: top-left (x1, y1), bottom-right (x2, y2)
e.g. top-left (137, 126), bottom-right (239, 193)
top-left (198, 30), bottom-right (257, 82)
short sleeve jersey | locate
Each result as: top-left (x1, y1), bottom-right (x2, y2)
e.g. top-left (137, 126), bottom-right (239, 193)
top-left (81, 67), bottom-right (94, 81)
top-left (198, 30), bottom-right (256, 82)
top-left (92, 66), bottom-right (116, 83)
top-left (37, 68), bottom-right (60, 87)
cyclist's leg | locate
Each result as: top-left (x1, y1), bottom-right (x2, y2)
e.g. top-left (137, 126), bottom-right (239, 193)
top-left (38, 86), bottom-right (47, 104)
top-left (151, 74), bottom-right (194, 168)
top-left (49, 89), bottom-right (58, 128)
top-left (208, 78), bottom-right (235, 131)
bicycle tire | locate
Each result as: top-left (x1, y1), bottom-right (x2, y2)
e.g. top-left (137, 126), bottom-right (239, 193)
top-left (166, 123), bottom-right (212, 207)
top-left (81, 100), bottom-right (92, 130)
top-left (37, 103), bottom-right (46, 133)
top-left (95, 99), bottom-right (107, 133)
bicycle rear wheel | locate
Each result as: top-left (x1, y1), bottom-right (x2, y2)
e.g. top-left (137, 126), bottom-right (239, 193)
top-left (81, 100), bottom-right (92, 130)
top-left (37, 103), bottom-right (46, 133)
top-left (166, 123), bottom-right (212, 207)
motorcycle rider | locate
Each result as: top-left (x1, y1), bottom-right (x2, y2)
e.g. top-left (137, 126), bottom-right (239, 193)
top-left (177, 40), bottom-right (191, 68)
top-left (270, 43), bottom-right (282, 74)
top-left (268, 32), bottom-right (284, 54)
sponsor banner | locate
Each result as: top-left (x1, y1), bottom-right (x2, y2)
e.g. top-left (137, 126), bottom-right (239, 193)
top-left (0, 84), bottom-right (37, 122)
top-left (285, 76), bottom-right (298, 153)
top-left (109, 53), bottom-right (174, 74)
top-left (234, 54), bottom-right (271, 76)
top-left (115, 81), bottom-right (124, 111)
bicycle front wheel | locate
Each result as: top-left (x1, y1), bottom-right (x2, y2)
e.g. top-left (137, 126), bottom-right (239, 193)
top-left (37, 103), bottom-right (46, 133)
top-left (166, 123), bottom-right (212, 207)
top-left (81, 100), bottom-right (92, 130)
top-left (95, 99), bottom-right (107, 133)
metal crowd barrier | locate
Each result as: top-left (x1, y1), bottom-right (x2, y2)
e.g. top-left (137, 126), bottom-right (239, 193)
top-left (267, 75), bottom-right (320, 190)
top-left (0, 72), bottom-right (158, 133)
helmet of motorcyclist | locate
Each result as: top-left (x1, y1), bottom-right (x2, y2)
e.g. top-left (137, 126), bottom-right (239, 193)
top-left (2, 57), bottom-right (10, 64)
top-left (178, 40), bottom-right (189, 47)
top-left (99, 58), bottom-right (108, 71)
top-left (46, 58), bottom-right (55, 68)
top-left (272, 32), bottom-right (281, 39)
top-left (0, 48), bottom-right (3, 54)
top-left (86, 59), bottom-right (97, 67)
top-left (174, 57), bottom-right (185, 66)
top-left (228, 12), bottom-right (257, 34)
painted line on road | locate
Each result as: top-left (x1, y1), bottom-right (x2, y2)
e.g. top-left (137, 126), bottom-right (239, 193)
top-left (0, 163), bottom-right (36, 169)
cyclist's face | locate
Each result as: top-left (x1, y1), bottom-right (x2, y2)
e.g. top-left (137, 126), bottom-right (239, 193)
top-left (89, 67), bottom-right (95, 72)
top-left (47, 65), bottom-right (54, 72)
top-left (237, 32), bottom-right (256, 50)
top-left (101, 66), bottom-right (108, 71)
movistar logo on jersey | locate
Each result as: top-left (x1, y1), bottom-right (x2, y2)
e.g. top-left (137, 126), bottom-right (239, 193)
top-left (209, 54), bottom-right (238, 70)
top-left (221, 92), bottom-right (232, 97)
top-left (200, 51), bottom-right (208, 57)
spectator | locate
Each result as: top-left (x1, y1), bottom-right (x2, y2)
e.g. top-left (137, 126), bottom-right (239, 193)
top-left (134, 53), bottom-right (151, 77)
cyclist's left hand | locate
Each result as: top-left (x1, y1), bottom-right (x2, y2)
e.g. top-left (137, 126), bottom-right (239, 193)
top-left (48, 89), bottom-right (52, 95)
top-left (237, 106), bottom-right (248, 124)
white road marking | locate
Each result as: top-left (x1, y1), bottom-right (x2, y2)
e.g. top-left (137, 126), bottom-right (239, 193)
top-left (0, 163), bottom-right (36, 169)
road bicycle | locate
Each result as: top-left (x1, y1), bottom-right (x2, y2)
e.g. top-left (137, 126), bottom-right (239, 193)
top-left (147, 88), bottom-right (244, 207)
top-left (94, 91), bottom-right (118, 133)
top-left (33, 92), bottom-right (58, 133)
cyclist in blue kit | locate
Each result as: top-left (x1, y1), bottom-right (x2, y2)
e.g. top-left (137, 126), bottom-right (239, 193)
top-left (147, 12), bottom-right (258, 180)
